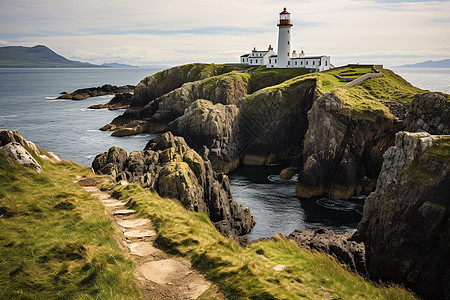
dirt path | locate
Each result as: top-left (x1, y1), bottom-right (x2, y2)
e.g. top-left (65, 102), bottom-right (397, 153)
top-left (76, 177), bottom-right (221, 300)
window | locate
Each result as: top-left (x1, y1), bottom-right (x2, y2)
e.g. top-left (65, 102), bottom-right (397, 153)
top-left (312, 61), bottom-right (315, 65)
top-left (287, 41), bottom-right (289, 45)
top-left (275, 59), bottom-right (277, 63)
top-left (325, 61), bottom-right (328, 66)
top-left (288, 30), bottom-right (289, 33)
top-left (295, 61), bottom-right (297, 65)
top-left (288, 61), bottom-right (290, 65)
top-left (287, 52), bottom-right (289, 56)
top-left (250, 59), bottom-right (252, 63)
top-left (306, 61), bottom-right (308, 65)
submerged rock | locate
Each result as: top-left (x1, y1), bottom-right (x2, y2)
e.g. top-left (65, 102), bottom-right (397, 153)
top-left (92, 132), bottom-right (255, 243)
top-left (354, 131), bottom-right (450, 300)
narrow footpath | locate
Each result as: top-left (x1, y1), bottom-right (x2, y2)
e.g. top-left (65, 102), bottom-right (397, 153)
top-left (76, 177), bottom-right (222, 300)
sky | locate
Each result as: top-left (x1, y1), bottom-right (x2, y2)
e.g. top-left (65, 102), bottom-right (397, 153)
top-left (0, 0), bottom-right (449, 67)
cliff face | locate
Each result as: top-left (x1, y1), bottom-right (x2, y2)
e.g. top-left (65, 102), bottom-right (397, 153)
top-left (354, 132), bottom-right (450, 300)
top-left (237, 79), bottom-right (316, 167)
top-left (167, 78), bottom-right (316, 173)
top-left (92, 132), bottom-right (255, 244)
top-left (404, 92), bottom-right (450, 135)
top-left (167, 100), bottom-right (240, 174)
top-left (297, 91), bottom-right (402, 199)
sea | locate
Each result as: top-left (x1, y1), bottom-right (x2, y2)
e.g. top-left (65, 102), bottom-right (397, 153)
top-left (1, 67), bottom-right (449, 239)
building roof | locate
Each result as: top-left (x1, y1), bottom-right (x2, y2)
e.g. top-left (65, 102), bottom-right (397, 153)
top-left (269, 55), bottom-right (278, 58)
top-left (291, 56), bottom-right (328, 59)
top-left (240, 54), bottom-right (250, 57)
top-left (280, 7), bottom-right (289, 14)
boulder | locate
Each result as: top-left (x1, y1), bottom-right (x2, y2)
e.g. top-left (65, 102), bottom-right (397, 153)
top-left (1, 142), bottom-right (42, 172)
top-left (354, 131), bottom-right (450, 300)
top-left (92, 132), bottom-right (255, 243)
top-left (289, 227), bottom-right (368, 277)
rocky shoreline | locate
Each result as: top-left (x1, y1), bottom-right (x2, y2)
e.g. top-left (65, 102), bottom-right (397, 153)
top-left (78, 63), bottom-right (448, 299)
top-left (58, 84), bottom-right (134, 100)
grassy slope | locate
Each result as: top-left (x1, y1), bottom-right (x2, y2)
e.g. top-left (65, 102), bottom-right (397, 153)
top-left (109, 183), bottom-right (416, 300)
top-left (0, 154), bottom-right (139, 299)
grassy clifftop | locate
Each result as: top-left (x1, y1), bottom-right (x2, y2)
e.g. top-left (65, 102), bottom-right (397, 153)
top-left (0, 154), bottom-right (139, 299)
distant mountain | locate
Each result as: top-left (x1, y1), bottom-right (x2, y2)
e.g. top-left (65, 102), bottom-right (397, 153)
top-left (395, 59), bottom-right (450, 68)
top-left (101, 62), bottom-right (139, 68)
top-left (0, 45), bottom-right (103, 68)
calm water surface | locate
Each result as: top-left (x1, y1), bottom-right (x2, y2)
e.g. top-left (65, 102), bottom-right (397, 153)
top-left (0, 67), bottom-right (448, 239)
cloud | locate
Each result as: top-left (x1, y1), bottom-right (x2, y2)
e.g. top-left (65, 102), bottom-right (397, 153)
top-left (1, 0), bottom-right (449, 67)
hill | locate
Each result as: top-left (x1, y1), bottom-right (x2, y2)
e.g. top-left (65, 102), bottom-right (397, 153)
top-left (395, 59), bottom-right (450, 68)
top-left (0, 45), bottom-right (102, 68)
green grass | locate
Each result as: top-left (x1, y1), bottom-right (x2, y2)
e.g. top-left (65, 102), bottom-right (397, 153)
top-left (0, 154), bottom-right (139, 299)
top-left (331, 87), bottom-right (394, 120)
top-left (426, 137), bottom-right (450, 165)
top-left (327, 67), bottom-right (375, 78)
top-left (111, 183), bottom-right (417, 300)
top-left (359, 69), bottom-right (424, 102)
top-left (404, 137), bottom-right (450, 183)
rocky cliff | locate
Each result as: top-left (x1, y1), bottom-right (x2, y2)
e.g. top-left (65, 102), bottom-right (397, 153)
top-left (92, 132), bottom-right (255, 244)
top-left (404, 92), bottom-right (450, 135)
top-left (354, 131), bottom-right (450, 300)
top-left (296, 90), bottom-right (402, 199)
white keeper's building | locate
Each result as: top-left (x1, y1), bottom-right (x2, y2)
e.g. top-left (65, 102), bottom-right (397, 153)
top-left (240, 8), bottom-right (331, 71)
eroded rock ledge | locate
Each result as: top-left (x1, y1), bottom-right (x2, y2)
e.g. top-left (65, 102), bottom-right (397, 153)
top-left (58, 84), bottom-right (135, 100)
top-left (92, 132), bottom-right (255, 244)
top-left (354, 131), bottom-right (450, 300)
top-left (288, 228), bottom-right (368, 276)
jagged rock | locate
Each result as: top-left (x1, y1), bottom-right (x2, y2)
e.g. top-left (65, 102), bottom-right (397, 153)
top-left (92, 132), bottom-right (255, 243)
top-left (289, 227), bottom-right (368, 276)
top-left (404, 93), bottom-right (450, 135)
top-left (354, 131), bottom-right (450, 300)
top-left (88, 93), bottom-right (133, 110)
top-left (165, 78), bottom-right (316, 173)
top-left (58, 84), bottom-right (134, 100)
top-left (107, 71), bottom-right (251, 136)
top-left (168, 99), bottom-right (240, 173)
top-left (297, 92), bottom-right (402, 199)
top-left (0, 129), bottom-right (60, 162)
top-left (1, 142), bottom-right (42, 172)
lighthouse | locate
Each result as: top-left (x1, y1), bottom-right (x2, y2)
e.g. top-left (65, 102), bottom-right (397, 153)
top-left (276, 7), bottom-right (293, 67)
top-left (239, 8), bottom-right (331, 71)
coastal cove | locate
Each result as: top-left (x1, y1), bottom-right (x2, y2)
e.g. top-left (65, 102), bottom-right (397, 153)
top-left (1, 67), bottom-right (448, 240)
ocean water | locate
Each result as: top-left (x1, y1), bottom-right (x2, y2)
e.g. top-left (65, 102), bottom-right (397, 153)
top-left (0, 68), bottom-right (162, 165)
top-left (0, 67), bottom-right (448, 239)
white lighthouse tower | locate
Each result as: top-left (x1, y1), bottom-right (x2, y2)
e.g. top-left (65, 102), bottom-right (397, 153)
top-left (276, 7), bottom-right (293, 67)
